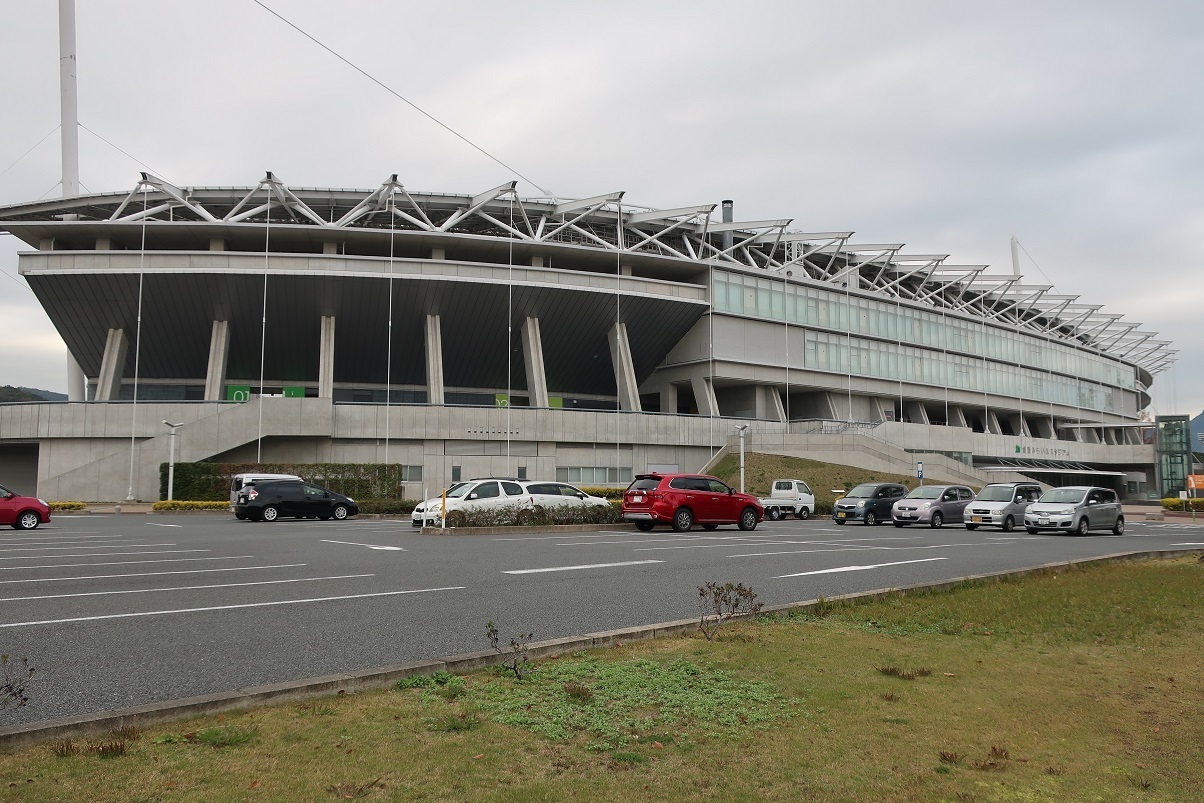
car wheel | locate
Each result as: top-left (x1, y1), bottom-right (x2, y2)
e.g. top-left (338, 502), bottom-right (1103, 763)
top-left (835, 519), bottom-right (845, 525)
top-left (635, 521), bottom-right (654, 532)
top-left (1002, 516), bottom-right (1015, 533)
top-left (1075, 517), bottom-right (1089, 536)
top-left (965, 524), bottom-right (978, 531)
top-left (738, 507), bottom-right (758, 531)
top-left (797, 507), bottom-right (810, 520)
top-left (863, 511), bottom-right (877, 526)
top-left (702, 524), bottom-right (718, 531)
top-left (930, 512), bottom-right (943, 529)
top-left (14, 511), bottom-right (40, 530)
top-left (234, 512), bottom-right (247, 520)
top-left (893, 521), bottom-right (905, 528)
top-left (1026, 527), bottom-right (1039, 534)
top-left (260, 505), bottom-right (279, 522)
top-left (672, 507), bottom-right (694, 533)
top-left (1112, 516), bottom-right (1125, 535)
top-left (331, 505), bottom-right (349, 520)
top-left (767, 507), bottom-right (781, 521)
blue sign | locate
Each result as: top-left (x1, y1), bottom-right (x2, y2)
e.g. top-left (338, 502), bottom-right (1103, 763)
top-left (916, 461), bottom-right (923, 479)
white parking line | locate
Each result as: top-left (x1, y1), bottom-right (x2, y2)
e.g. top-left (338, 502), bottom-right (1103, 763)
top-left (492, 531), bottom-right (638, 541)
top-left (775, 557), bottom-right (948, 578)
top-left (503, 560), bottom-right (664, 574)
top-left (1172, 542), bottom-right (1204, 546)
top-left (726, 541), bottom-right (998, 558)
top-left (146, 523), bottom-right (182, 528)
top-left (0, 549), bottom-right (210, 562)
top-left (0, 543), bottom-right (177, 553)
top-left (0, 573), bottom-right (374, 603)
top-left (0, 536), bottom-right (129, 544)
top-left (0, 586), bottom-right (467, 629)
top-left (0, 556), bottom-right (252, 571)
top-left (0, 564), bottom-right (306, 584)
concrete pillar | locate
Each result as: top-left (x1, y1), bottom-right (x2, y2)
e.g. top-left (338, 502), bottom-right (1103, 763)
top-left (947, 405), bottom-right (967, 427)
top-left (756, 385), bottom-right (786, 422)
top-left (520, 317), bottom-right (549, 408)
top-left (319, 316), bottom-right (336, 399)
top-left (209, 238), bottom-right (225, 251)
top-left (67, 355), bottom-right (85, 401)
top-left (95, 328), bottom-right (128, 401)
top-left (425, 314), bottom-right (445, 405)
top-left (690, 374), bottom-right (718, 417)
top-left (608, 321), bottom-right (642, 412)
top-left (204, 320), bottom-right (231, 401)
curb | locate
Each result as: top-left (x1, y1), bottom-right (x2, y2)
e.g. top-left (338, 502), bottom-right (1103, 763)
top-left (2, 547), bottom-right (1200, 749)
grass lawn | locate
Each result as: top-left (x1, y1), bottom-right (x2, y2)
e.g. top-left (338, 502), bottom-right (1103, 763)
top-left (1, 557), bottom-right (1201, 802)
top-left (710, 451), bottom-right (923, 504)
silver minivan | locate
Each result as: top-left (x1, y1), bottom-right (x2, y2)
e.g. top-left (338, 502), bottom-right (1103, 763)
top-left (1024, 486), bottom-right (1124, 536)
top-left (964, 482), bottom-right (1043, 532)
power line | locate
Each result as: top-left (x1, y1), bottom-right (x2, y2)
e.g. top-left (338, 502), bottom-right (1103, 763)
top-left (0, 125), bottom-right (59, 183)
top-left (251, 1), bottom-right (552, 198)
top-left (79, 124), bottom-right (175, 185)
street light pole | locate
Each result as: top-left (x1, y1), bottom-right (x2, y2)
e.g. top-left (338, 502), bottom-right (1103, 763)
top-left (163, 421), bottom-right (183, 501)
top-left (735, 424), bottom-right (749, 493)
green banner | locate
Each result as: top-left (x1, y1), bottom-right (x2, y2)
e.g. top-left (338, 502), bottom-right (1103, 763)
top-left (283, 386), bottom-right (306, 398)
top-left (226, 385), bottom-right (252, 402)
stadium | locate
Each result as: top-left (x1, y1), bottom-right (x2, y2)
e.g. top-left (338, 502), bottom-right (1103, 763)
top-left (0, 172), bottom-right (1172, 502)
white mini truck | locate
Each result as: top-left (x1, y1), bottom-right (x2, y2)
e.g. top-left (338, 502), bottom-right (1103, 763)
top-left (758, 479), bottom-right (816, 520)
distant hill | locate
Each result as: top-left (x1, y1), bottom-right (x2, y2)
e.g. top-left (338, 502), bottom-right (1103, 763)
top-left (0, 386), bottom-right (66, 402)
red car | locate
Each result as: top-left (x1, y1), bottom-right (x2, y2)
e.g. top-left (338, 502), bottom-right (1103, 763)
top-left (622, 473), bottom-right (763, 532)
top-left (0, 483), bottom-right (51, 530)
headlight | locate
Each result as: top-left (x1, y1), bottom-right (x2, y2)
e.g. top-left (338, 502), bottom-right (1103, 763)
top-left (1058, 508), bottom-right (1073, 515)
top-left (1025, 505), bottom-right (1033, 514)
top-left (855, 500), bottom-right (866, 508)
top-left (414, 505), bottom-right (424, 513)
top-left (38, 498), bottom-right (48, 506)
top-left (919, 501), bottom-right (932, 509)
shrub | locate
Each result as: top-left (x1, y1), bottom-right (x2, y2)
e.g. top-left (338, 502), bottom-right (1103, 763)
top-left (1161, 497), bottom-right (1204, 512)
top-left (445, 503), bottom-right (622, 528)
top-left (356, 498), bottom-right (417, 515)
top-left (152, 500), bottom-right (230, 511)
top-left (814, 499), bottom-right (834, 516)
top-left (159, 462), bottom-right (416, 502)
top-left (48, 501), bottom-right (86, 511)
top-left (486, 621), bottom-right (535, 680)
top-left (697, 581), bottom-right (763, 640)
top-left (578, 486), bottom-right (626, 501)
top-left (1, 655), bottom-right (34, 711)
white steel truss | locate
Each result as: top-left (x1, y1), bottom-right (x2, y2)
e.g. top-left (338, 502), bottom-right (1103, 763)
top-left (40, 172), bottom-right (1175, 374)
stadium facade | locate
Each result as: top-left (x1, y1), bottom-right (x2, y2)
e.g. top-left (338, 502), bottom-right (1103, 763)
top-left (0, 173), bottom-right (1171, 502)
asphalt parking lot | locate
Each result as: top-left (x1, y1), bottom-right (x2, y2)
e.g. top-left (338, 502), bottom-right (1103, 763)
top-left (1, 512), bottom-right (1200, 726)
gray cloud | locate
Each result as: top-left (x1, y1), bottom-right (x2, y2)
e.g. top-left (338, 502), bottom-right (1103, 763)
top-left (1, 0), bottom-right (1199, 414)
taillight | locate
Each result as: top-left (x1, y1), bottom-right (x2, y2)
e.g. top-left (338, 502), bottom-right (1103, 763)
top-left (248, 489), bottom-right (258, 500)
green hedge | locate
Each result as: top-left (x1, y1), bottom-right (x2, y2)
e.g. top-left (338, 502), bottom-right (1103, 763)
top-left (357, 499), bottom-right (418, 515)
top-left (1162, 497), bottom-right (1204, 512)
top-left (159, 462), bottom-right (415, 502)
top-left (579, 486), bottom-right (626, 501)
top-left (153, 500), bottom-right (230, 511)
top-left (48, 501), bottom-right (86, 511)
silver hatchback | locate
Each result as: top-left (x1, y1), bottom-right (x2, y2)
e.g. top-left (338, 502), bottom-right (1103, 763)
top-left (892, 485), bottom-right (974, 528)
top-left (1024, 486), bottom-right (1124, 536)
top-left (964, 483), bottom-right (1043, 532)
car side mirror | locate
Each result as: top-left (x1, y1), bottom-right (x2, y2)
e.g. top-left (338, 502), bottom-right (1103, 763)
top-left (577, 493), bottom-right (586, 499)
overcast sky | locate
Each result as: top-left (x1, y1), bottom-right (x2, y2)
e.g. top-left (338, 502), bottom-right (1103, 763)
top-left (1, 0), bottom-right (1200, 417)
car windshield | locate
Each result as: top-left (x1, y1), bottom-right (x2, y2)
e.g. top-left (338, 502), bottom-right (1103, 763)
top-left (0, 484), bottom-right (11, 496)
top-left (906, 486), bottom-right (943, 499)
top-left (444, 483), bottom-right (473, 499)
top-left (1039, 488), bottom-right (1087, 504)
top-left (844, 484), bottom-right (878, 498)
top-left (976, 486), bottom-right (1015, 502)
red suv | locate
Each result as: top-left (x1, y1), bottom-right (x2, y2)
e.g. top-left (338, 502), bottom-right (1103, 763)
top-left (622, 473), bottom-right (763, 532)
top-left (0, 483), bottom-right (51, 530)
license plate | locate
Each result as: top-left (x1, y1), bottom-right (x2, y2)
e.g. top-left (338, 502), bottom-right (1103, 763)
top-left (1039, 518), bottom-right (1050, 525)
top-left (632, 495), bottom-right (644, 503)
top-left (900, 512), bottom-right (912, 518)
top-left (972, 516), bottom-right (983, 523)
top-left (836, 512), bottom-right (846, 518)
